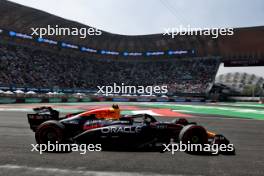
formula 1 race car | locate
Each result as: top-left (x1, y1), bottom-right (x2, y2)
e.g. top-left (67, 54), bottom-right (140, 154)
top-left (27, 105), bottom-right (235, 154)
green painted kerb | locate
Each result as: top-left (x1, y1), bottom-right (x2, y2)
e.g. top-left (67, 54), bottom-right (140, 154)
top-left (140, 103), bottom-right (264, 120)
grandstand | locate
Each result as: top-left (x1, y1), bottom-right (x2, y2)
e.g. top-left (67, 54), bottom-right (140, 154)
top-left (0, 0), bottom-right (264, 97)
top-left (0, 43), bottom-right (220, 94)
top-left (216, 72), bottom-right (264, 95)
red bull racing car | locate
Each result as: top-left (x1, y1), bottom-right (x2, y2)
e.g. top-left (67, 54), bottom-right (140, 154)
top-left (27, 104), bottom-right (235, 154)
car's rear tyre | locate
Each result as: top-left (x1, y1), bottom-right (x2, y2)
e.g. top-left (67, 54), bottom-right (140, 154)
top-left (35, 120), bottom-right (65, 144)
top-left (179, 125), bottom-right (208, 153)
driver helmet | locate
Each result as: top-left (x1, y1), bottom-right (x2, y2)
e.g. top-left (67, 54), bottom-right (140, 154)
top-left (112, 104), bottom-right (119, 109)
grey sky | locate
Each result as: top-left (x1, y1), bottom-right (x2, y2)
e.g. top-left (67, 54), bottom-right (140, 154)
top-left (8, 0), bottom-right (264, 77)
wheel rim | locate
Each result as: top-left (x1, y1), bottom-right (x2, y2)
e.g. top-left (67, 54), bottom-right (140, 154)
top-left (183, 128), bottom-right (206, 145)
top-left (191, 136), bottom-right (200, 143)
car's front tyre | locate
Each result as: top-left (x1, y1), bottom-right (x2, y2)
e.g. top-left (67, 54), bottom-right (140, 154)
top-left (179, 125), bottom-right (208, 154)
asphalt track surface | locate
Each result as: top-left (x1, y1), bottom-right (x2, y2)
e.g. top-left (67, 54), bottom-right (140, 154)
top-left (0, 111), bottom-right (264, 176)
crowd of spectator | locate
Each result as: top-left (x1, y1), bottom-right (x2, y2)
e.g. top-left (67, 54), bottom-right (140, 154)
top-left (0, 43), bottom-right (220, 94)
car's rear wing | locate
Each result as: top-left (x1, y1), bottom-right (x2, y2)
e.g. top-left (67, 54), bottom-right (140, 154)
top-left (27, 107), bottom-right (59, 132)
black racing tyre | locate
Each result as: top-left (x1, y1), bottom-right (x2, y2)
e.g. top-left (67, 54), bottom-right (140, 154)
top-left (35, 120), bottom-right (65, 144)
top-left (179, 125), bottom-right (208, 153)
